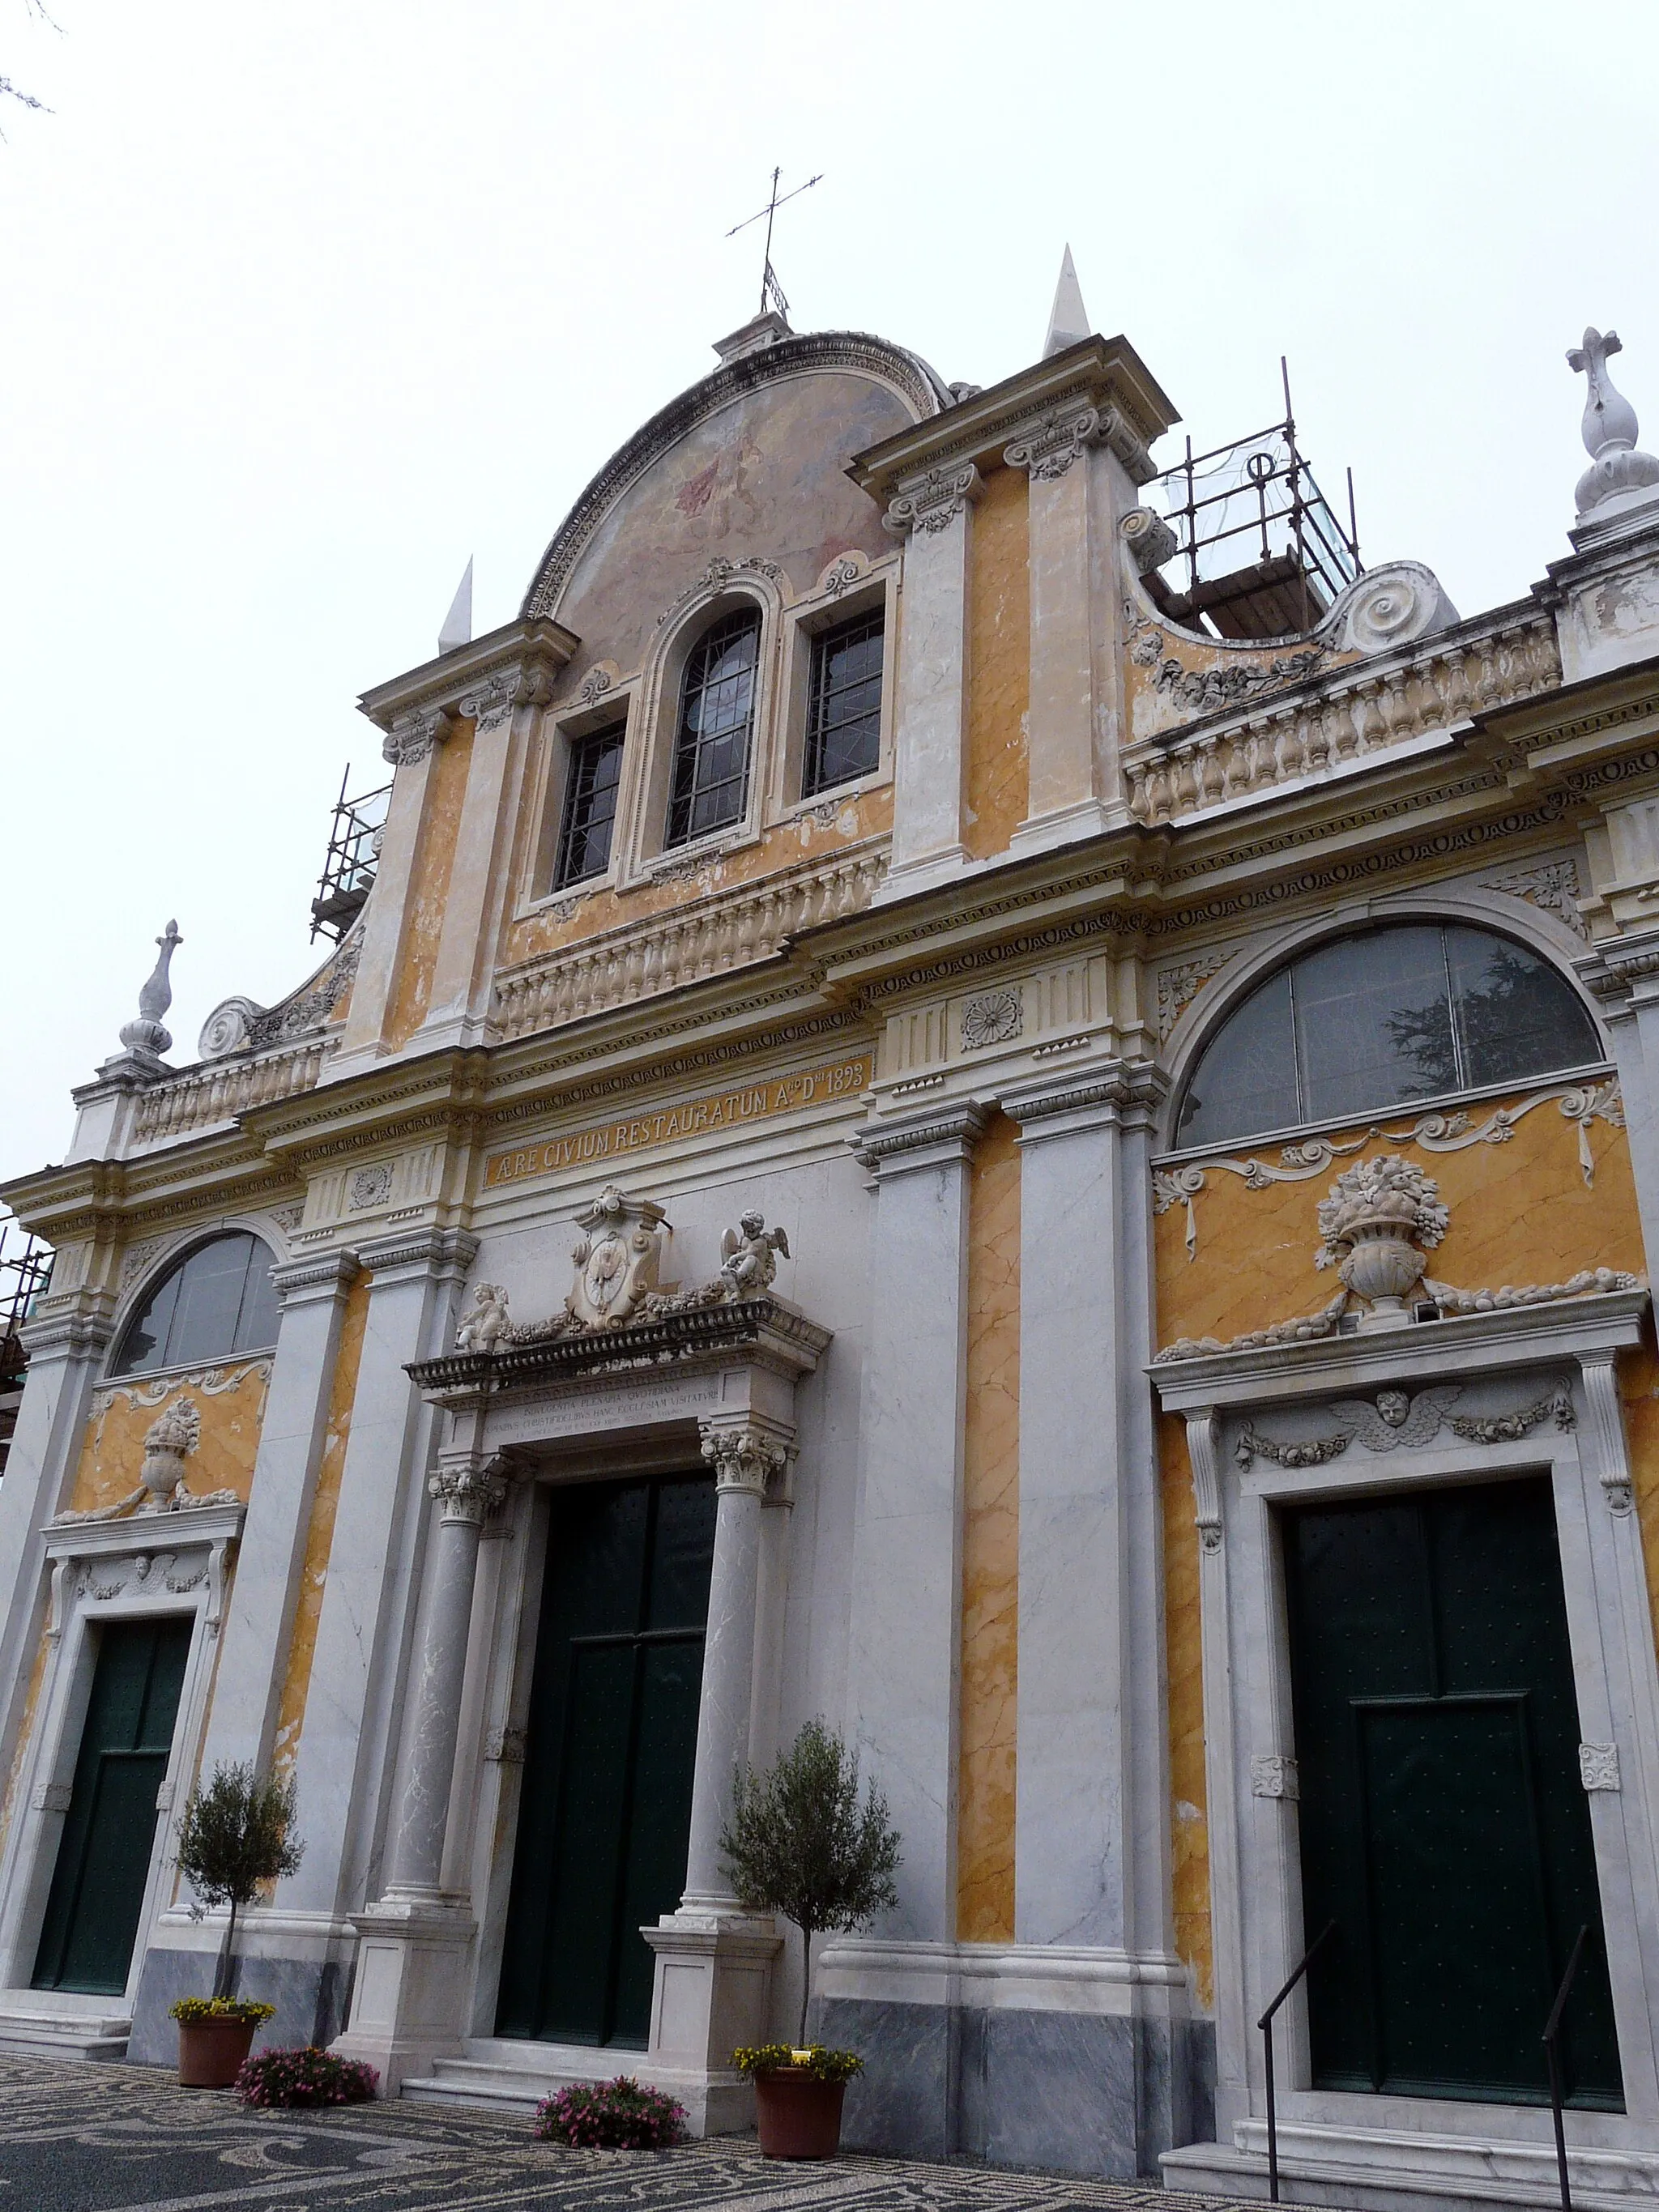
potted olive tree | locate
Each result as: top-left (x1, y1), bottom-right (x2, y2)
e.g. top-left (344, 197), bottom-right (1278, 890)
top-left (722, 1718), bottom-right (899, 2159)
top-left (169, 1762), bottom-right (303, 2087)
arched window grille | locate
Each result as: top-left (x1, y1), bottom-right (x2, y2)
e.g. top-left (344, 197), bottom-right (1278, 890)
top-left (1175, 923), bottom-right (1604, 1152)
top-left (111, 1233), bottom-right (280, 1379)
top-left (666, 607), bottom-right (761, 846)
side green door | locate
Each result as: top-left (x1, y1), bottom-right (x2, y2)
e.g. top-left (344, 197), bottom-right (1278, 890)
top-left (33, 1617), bottom-right (192, 1997)
top-left (496, 1474), bottom-right (714, 2048)
top-left (1285, 1477), bottom-right (1621, 2108)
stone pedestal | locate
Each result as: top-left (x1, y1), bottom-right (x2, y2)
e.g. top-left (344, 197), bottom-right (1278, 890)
top-left (331, 1896), bottom-right (476, 2096)
top-left (640, 1911), bottom-right (781, 2133)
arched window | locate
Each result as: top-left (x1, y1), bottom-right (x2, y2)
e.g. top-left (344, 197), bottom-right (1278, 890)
top-left (666, 607), bottom-right (761, 846)
top-left (1175, 923), bottom-right (1603, 1152)
top-left (111, 1233), bottom-right (280, 1379)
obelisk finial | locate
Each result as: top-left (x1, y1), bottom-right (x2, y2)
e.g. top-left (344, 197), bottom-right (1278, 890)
top-left (118, 920), bottom-right (182, 1059)
top-left (1567, 326), bottom-right (1659, 518)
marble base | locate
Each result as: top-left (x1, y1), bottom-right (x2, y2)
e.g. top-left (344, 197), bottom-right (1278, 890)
top-left (330, 1895), bottom-right (476, 2097)
top-left (127, 1943), bottom-right (348, 2068)
top-left (815, 1995), bottom-right (1214, 2179)
top-left (641, 1907), bottom-right (781, 2134)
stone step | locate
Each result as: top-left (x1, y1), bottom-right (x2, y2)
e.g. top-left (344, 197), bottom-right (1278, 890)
top-left (401, 2041), bottom-right (638, 2115)
top-left (0, 1997), bottom-right (131, 2065)
top-left (1164, 2138), bottom-right (1659, 2212)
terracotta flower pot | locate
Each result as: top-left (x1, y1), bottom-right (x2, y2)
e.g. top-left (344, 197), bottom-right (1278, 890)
top-left (753, 2068), bottom-right (846, 2159)
top-left (177, 2015), bottom-right (259, 2088)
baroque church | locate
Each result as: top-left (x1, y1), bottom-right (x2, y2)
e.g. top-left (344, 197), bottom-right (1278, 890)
top-left (7, 254), bottom-right (1659, 2207)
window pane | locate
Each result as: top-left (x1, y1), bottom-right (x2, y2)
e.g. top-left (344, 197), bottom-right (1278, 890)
top-left (1175, 970), bottom-right (1298, 1149)
top-left (805, 610), bottom-right (884, 796)
top-left (111, 1268), bottom-right (182, 1377)
top-left (231, 1243), bottom-right (282, 1353)
top-left (167, 1237), bottom-right (259, 1368)
top-left (555, 724), bottom-right (625, 889)
top-left (1296, 925), bottom-right (1456, 1122)
top-left (1445, 927), bottom-right (1601, 1089)
top-left (667, 611), bottom-right (760, 846)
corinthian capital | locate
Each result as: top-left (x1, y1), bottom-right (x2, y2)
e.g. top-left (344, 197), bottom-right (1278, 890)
top-left (1004, 404), bottom-right (1102, 482)
top-left (699, 1421), bottom-right (790, 1498)
top-left (382, 706), bottom-right (453, 768)
top-left (884, 462), bottom-right (983, 539)
top-left (429, 1454), bottom-right (511, 1526)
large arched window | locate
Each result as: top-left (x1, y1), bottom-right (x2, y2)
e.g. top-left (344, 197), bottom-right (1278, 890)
top-left (1175, 923), bottom-right (1603, 1151)
top-left (665, 607), bottom-right (761, 846)
top-left (111, 1232), bottom-right (280, 1379)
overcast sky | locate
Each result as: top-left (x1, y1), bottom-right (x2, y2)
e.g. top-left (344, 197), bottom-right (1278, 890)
top-left (4, 0), bottom-right (1654, 1213)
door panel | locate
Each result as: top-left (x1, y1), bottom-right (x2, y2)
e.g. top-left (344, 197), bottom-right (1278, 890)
top-left (1286, 1477), bottom-right (1621, 2108)
top-left (33, 1617), bottom-right (191, 1996)
top-left (496, 1476), bottom-right (714, 2048)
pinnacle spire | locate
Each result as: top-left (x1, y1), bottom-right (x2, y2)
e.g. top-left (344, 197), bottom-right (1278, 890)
top-left (439, 557), bottom-right (473, 656)
top-left (1044, 245), bottom-right (1090, 359)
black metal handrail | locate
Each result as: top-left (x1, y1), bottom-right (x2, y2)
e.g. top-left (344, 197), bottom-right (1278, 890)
top-left (1259, 1918), bottom-right (1337, 2203)
top-left (1544, 1922), bottom-right (1591, 2212)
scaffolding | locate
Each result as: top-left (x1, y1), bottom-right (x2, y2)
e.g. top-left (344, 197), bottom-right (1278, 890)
top-left (1145, 359), bottom-right (1362, 641)
top-left (310, 768), bottom-right (391, 942)
top-left (0, 1221), bottom-right (53, 1474)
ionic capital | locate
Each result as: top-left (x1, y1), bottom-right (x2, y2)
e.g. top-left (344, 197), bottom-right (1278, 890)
top-left (382, 706), bottom-right (453, 769)
top-left (1003, 404), bottom-right (1102, 482)
top-left (884, 462), bottom-right (983, 539)
top-left (459, 663), bottom-right (557, 734)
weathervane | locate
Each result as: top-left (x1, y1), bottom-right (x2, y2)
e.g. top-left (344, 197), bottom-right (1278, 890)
top-left (727, 165), bottom-right (821, 319)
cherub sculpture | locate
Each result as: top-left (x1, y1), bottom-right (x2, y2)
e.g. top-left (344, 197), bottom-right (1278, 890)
top-left (719, 1209), bottom-right (790, 1296)
top-left (456, 1283), bottom-right (512, 1353)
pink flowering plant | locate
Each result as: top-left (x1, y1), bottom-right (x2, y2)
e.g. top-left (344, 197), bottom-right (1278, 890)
top-left (532, 2076), bottom-right (686, 2150)
top-left (235, 2045), bottom-right (378, 2107)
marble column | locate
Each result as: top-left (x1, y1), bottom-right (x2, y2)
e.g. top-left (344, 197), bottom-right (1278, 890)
top-left (680, 1421), bottom-right (783, 1908)
top-left (878, 467), bottom-right (982, 895)
top-left (1580, 932), bottom-right (1659, 1268)
top-left (332, 1450), bottom-right (505, 2094)
top-left (642, 1419), bottom-right (786, 2134)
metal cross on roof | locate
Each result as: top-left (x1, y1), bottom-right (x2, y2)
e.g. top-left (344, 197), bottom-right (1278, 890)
top-left (726, 165), bottom-right (822, 319)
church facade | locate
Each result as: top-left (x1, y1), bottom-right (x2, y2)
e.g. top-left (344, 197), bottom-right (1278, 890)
top-left (7, 271), bottom-right (1659, 2206)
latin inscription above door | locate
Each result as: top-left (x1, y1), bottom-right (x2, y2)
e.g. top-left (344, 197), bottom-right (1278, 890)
top-left (496, 1475), bottom-right (714, 2049)
top-left (1285, 1477), bottom-right (1622, 2109)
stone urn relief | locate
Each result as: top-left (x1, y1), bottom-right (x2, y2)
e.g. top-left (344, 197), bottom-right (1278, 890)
top-left (1315, 1157), bottom-right (1449, 1332)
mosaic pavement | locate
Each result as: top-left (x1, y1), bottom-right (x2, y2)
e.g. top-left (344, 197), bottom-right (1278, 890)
top-left (0, 2051), bottom-right (1293, 2212)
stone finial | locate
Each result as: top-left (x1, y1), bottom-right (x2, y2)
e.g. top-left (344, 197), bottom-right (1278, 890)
top-left (1044, 245), bottom-right (1090, 359)
top-left (1567, 326), bottom-right (1659, 518)
top-left (118, 920), bottom-right (182, 1058)
top-left (439, 557), bottom-right (473, 656)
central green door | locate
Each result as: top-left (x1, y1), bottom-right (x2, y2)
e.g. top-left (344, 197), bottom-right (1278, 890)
top-left (33, 1616), bottom-right (191, 1997)
top-left (1285, 1477), bottom-right (1622, 2108)
top-left (496, 1474), bottom-right (714, 2048)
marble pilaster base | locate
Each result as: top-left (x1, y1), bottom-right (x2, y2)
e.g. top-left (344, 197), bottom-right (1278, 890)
top-left (641, 1907), bottom-right (781, 2134)
top-left (330, 1895), bottom-right (476, 2097)
top-left (814, 1993), bottom-right (1215, 2178)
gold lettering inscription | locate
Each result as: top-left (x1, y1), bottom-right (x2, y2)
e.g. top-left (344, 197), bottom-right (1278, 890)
top-left (483, 1052), bottom-right (875, 1190)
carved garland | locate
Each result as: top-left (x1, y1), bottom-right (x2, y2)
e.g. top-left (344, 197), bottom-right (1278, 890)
top-left (1153, 1080), bottom-right (1624, 1260)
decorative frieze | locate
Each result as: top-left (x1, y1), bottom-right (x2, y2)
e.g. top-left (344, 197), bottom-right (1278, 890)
top-left (1234, 1382), bottom-right (1576, 1468)
top-left (493, 848), bottom-right (887, 1042)
top-left (1124, 612), bottom-right (1562, 825)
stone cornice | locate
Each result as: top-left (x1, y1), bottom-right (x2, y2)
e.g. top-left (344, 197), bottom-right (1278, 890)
top-left (409, 1294), bottom-right (831, 1399)
top-left (357, 617), bottom-right (580, 735)
top-left (849, 336), bottom-right (1179, 504)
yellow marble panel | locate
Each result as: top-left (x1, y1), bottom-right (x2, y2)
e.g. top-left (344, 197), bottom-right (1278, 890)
top-left (68, 1361), bottom-right (270, 1515)
top-left (271, 1269), bottom-right (372, 1776)
top-left (965, 465), bottom-right (1030, 863)
top-left (1161, 1411), bottom-right (1211, 2006)
top-left (958, 1111), bottom-right (1021, 1942)
top-left (386, 718), bottom-right (475, 1048)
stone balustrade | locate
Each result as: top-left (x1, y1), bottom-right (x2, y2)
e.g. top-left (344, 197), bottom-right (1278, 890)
top-left (132, 1038), bottom-right (335, 1144)
top-left (1124, 613), bottom-right (1561, 829)
top-left (493, 846), bottom-right (888, 1042)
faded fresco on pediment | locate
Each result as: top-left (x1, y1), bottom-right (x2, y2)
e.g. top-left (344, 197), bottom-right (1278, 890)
top-left (550, 371), bottom-right (910, 673)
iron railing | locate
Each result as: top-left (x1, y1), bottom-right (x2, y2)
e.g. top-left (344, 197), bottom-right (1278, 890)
top-left (1259, 1917), bottom-right (1337, 2203)
top-left (1545, 1922), bottom-right (1592, 2212)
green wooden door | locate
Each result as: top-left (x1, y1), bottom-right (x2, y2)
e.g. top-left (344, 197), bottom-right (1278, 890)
top-left (1285, 1477), bottom-right (1622, 2108)
top-left (33, 1617), bottom-right (191, 1996)
top-left (496, 1475), bottom-right (714, 2048)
